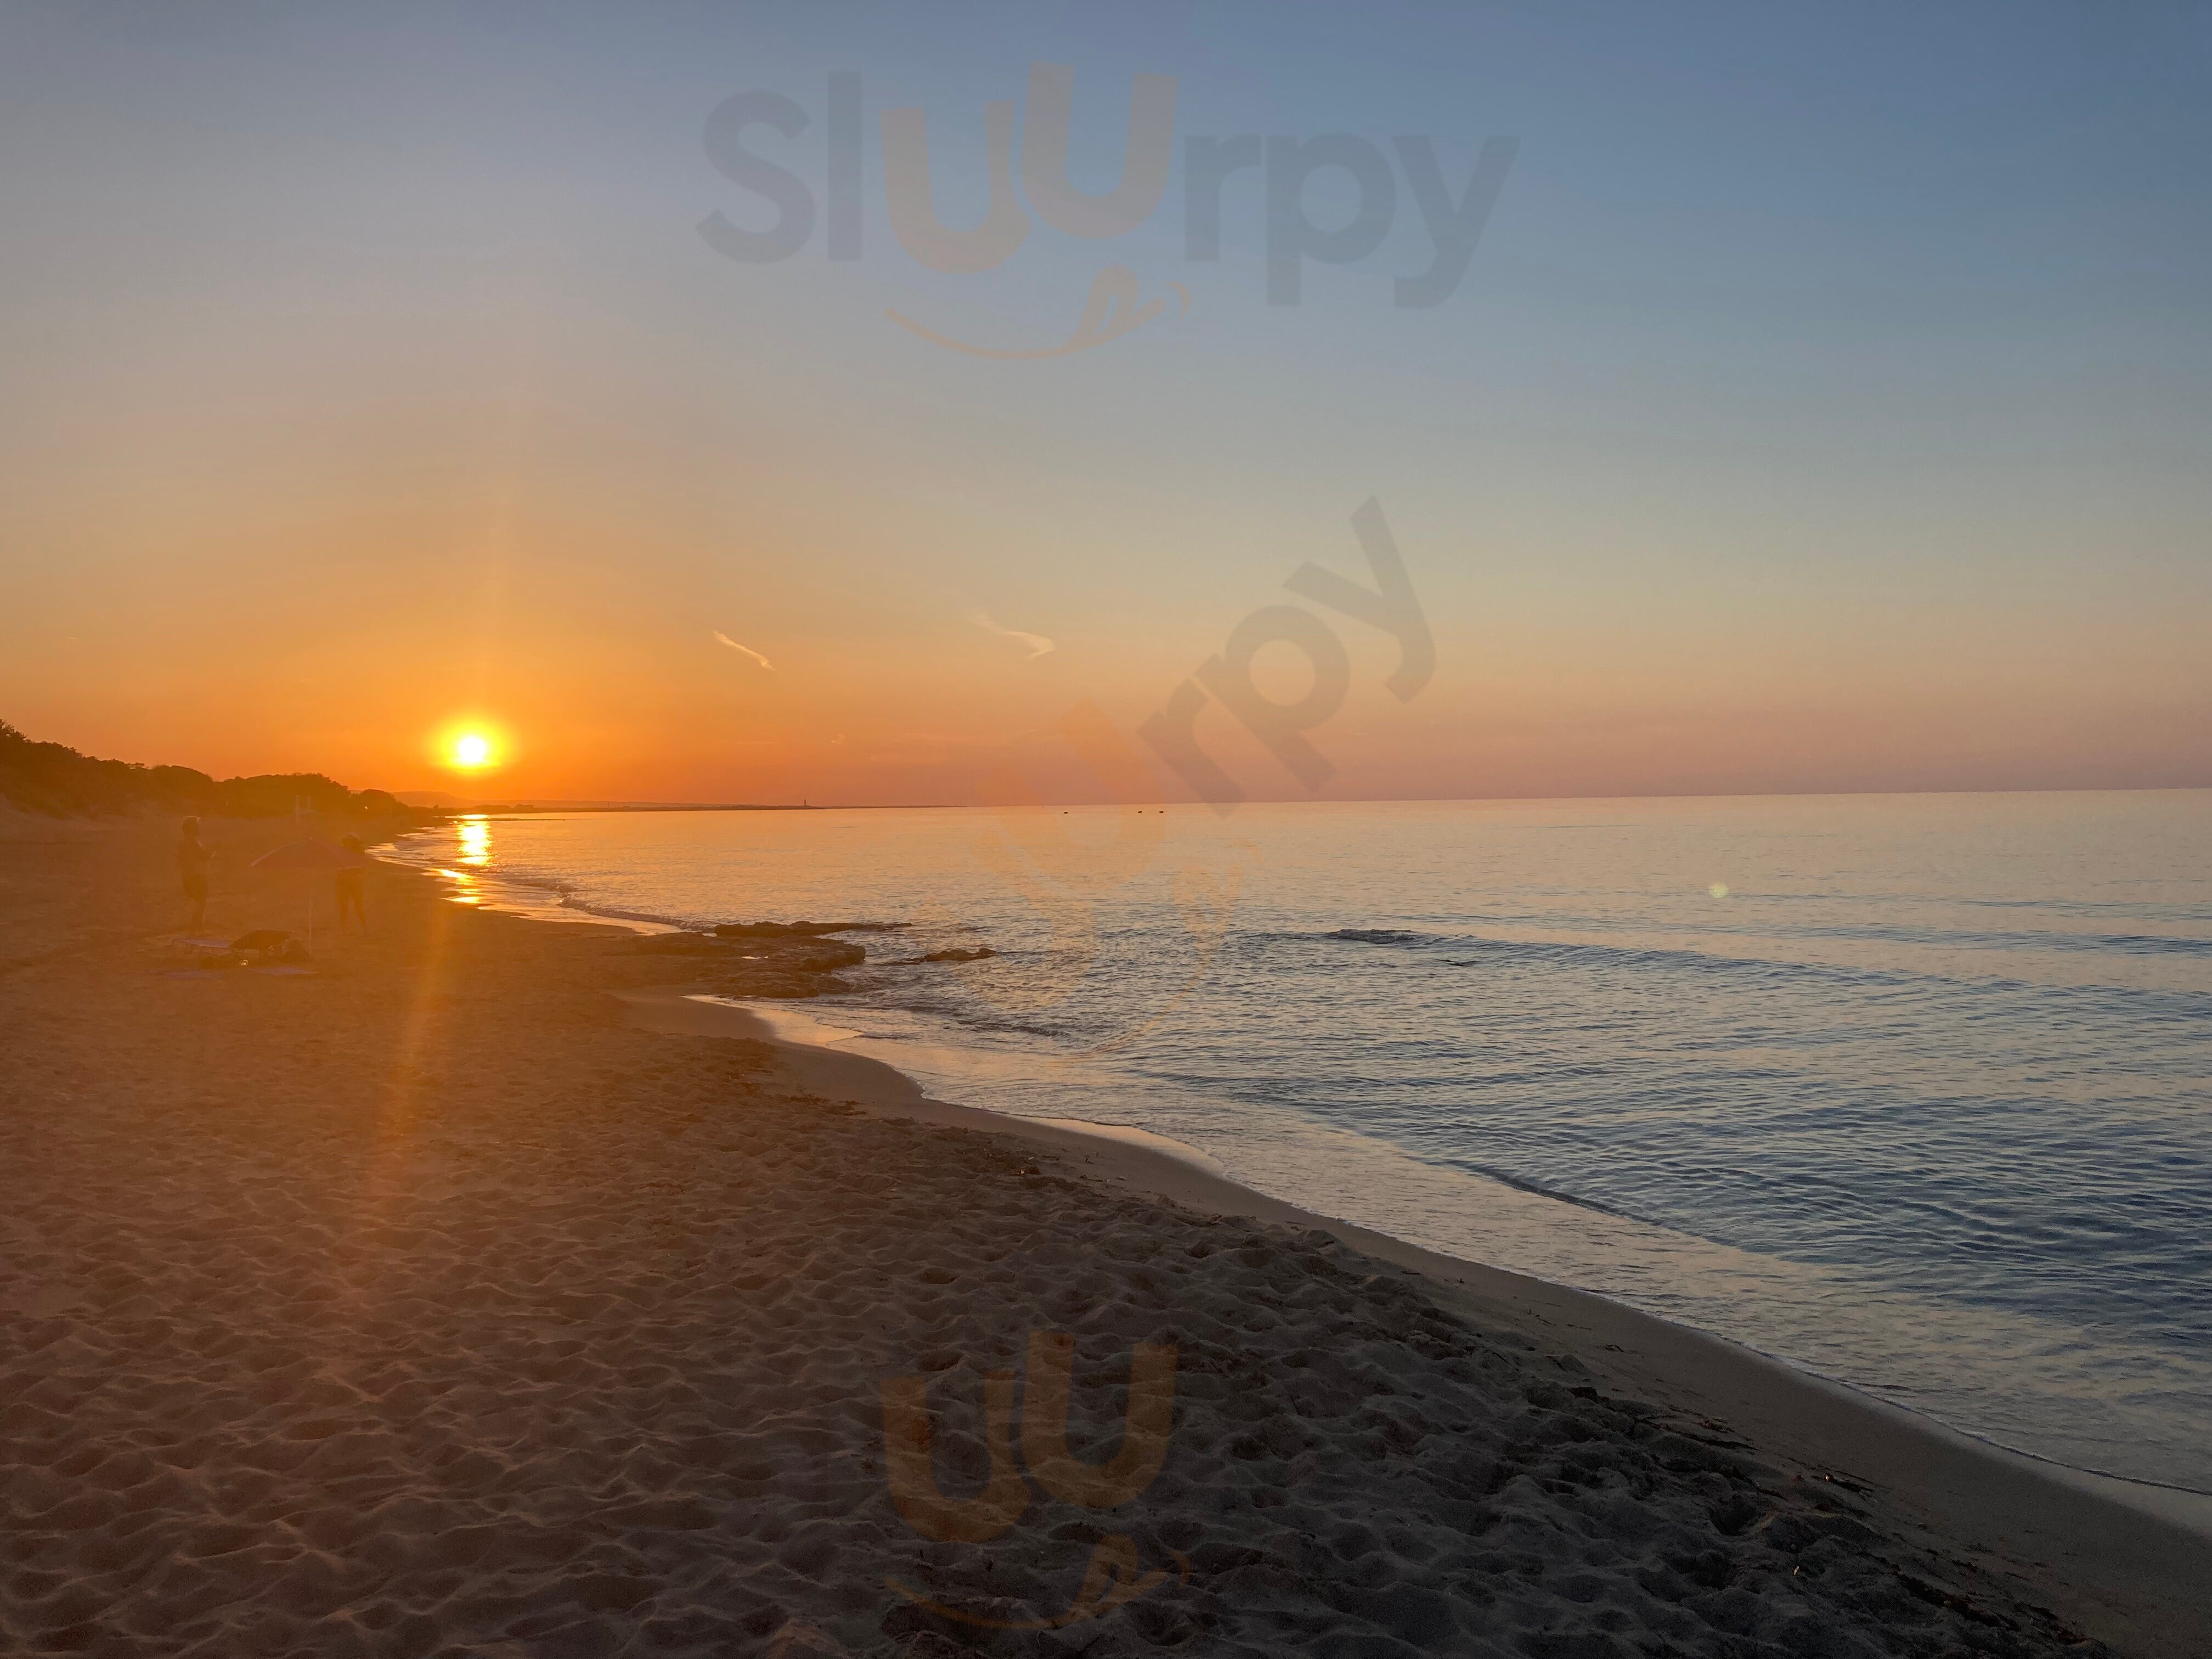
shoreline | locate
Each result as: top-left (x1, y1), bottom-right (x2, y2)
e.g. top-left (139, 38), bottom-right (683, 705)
top-left (617, 985), bottom-right (2212, 1652)
top-left (388, 826), bottom-right (2212, 1525)
top-left (686, 994), bottom-right (2212, 1526)
top-left (400, 834), bottom-right (2212, 1527)
top-left (9, 812), bottom-right (2205, 1658)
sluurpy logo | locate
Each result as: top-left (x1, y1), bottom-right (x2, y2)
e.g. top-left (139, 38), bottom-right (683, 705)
top-left (934, 497), bottom-right (1435, 1057)
top-left (879, 1331), bottom-right (1186, 1631)
top-left (701, 65), bottom-right (1518, 355)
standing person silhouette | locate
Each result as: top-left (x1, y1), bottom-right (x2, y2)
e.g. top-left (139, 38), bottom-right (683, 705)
top-left (178, 817), bottom-right (212, 933)
top-left (335, 834), bottom-right (369, 933)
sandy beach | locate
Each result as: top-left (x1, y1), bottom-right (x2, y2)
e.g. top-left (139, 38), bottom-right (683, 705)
top-left (2, 809), bottom-right (2206, 1659)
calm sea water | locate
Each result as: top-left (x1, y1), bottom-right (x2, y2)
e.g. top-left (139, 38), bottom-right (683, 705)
top-left (387, 792), bottom-right (2212, 1492)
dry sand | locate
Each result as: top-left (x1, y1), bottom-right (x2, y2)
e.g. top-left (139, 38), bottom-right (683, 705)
top-left (2, 809), bottom-right (2205, 1658)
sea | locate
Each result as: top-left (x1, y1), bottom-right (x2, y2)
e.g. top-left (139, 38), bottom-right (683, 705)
top-left (384, 791), bottom-right (2212, 1495)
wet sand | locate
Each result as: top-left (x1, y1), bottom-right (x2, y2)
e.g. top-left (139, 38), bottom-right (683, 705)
top-left (2, 808), bottom-right (2205, 1657)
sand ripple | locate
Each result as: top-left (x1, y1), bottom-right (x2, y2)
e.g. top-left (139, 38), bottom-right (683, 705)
top-left (0, 867), bottom-right (2117, 1656)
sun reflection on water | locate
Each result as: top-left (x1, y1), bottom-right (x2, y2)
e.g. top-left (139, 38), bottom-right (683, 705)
top-left (426, 817), bottom-right (493, 905)
top-left (458, 817), bottom-right (491, 867)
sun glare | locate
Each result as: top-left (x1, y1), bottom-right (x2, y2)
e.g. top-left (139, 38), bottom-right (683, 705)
top-left (447, 731), bottom-right (496, 770)
top-left (428, 720), bottom-right (507, 778)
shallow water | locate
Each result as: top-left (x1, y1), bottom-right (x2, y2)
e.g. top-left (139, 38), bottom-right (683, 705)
top-left (387, 791), bottom-right (2212, 1491)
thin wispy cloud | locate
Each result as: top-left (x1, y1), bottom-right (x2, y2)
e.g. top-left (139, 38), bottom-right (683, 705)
top-left (970, 610), bottom-right (1054, 659)
top-left (712, 630), bottom-right (775, 670)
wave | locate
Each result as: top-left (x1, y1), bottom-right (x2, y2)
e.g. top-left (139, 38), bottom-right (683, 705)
top-left (1327, 918), bottom-right (2212, 961)
top-left (1440, 1160), bottom-right (1650, 1223)
top-left (1321, 926), bottom-right (1884, 985)
top-left (1313, 926), bottom-right (2212, 1003)
top-left (1738, 922), bottom-right (2212, 960)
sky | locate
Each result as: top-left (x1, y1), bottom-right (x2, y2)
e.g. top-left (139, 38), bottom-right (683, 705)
top-left (2, 0), bottom-right (2208, 805)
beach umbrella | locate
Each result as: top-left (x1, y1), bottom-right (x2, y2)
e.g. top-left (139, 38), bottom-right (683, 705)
top-left (252, 839), bottom-right (353, 949)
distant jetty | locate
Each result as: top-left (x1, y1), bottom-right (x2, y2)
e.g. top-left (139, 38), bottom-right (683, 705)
top-left (392, 794), bottom-right (821, 812)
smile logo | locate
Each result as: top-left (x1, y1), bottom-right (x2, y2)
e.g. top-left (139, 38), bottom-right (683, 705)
top-left (879, 1330), bottom-right (1188, 1629)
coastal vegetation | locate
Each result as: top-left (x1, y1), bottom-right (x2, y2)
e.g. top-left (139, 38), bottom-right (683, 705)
top-left (0, 719), bottom-right (403, 820)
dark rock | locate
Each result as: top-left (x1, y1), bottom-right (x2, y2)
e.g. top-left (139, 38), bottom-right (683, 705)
top-left (628, 924), bottom-right (877, 1000)
top-left (720, 971), bottom-right (854, 999)
top-left (710, 920), bottom-right (901, 938)
top-left (630, 932), bottom-right (728, 955)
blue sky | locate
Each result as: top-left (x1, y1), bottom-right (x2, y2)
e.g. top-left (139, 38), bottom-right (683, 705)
top-left (1, 1), bottom-right (2207, 800)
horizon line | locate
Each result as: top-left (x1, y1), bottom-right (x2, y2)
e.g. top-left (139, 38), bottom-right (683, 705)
top-left (416, 779), bottom-right (2212, 815)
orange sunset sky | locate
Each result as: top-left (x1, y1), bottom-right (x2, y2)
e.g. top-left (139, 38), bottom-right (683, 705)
top-left (3, 5), bottom-right (2208, 806)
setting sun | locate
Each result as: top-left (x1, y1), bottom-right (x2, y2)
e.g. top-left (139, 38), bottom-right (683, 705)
top-left (431, 723), bottom-right (506, 774)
